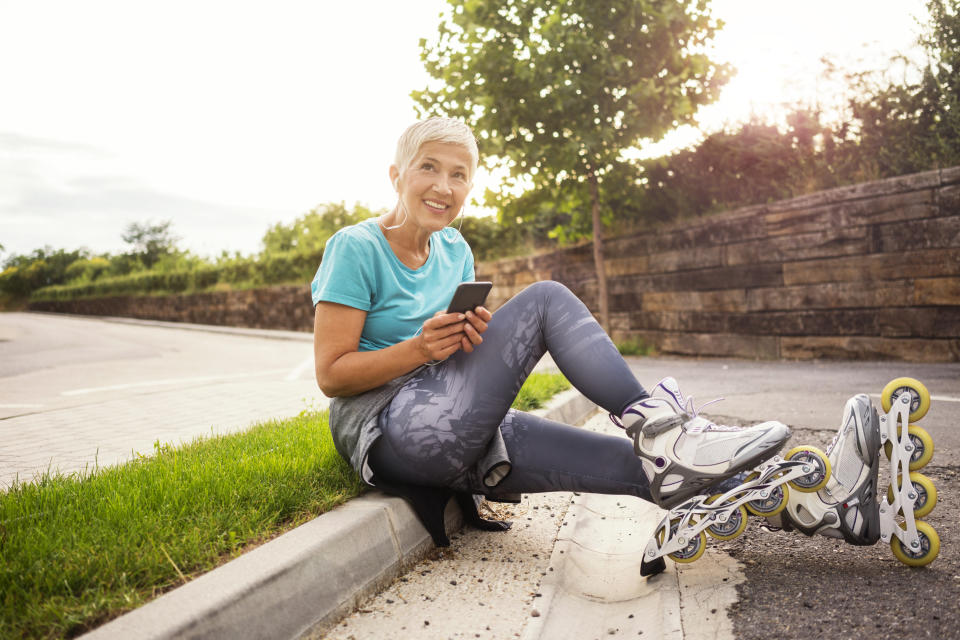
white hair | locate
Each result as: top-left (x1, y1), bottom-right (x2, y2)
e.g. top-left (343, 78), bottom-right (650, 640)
top-left (394, 117), bottom-right (479, 179)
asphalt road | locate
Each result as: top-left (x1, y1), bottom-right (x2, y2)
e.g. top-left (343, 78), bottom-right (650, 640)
top-left (624, 356), bottom-right (960, 640)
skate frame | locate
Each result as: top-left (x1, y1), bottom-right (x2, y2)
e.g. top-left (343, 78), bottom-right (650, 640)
top-left (643, 458), bottom-right (816, 561)
top-left (878, 393), bottom-right (922, 552)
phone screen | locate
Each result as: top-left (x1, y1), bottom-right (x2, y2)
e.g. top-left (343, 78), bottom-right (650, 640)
top-left (446, 281), bottom-right (493, 314)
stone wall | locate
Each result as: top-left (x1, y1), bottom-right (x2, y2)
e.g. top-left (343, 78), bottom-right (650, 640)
top-left (30, 286), bottom-right (315, 332)
top-left (475, 166), bottom-right (960, 362)
top-left (30, 166), bottom-right (960, 361)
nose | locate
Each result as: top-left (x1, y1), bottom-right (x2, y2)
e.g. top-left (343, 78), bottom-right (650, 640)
top-left (433, 174), bottom-right (452, 195)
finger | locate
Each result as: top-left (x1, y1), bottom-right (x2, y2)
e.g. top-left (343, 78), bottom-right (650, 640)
top-left (465, 311), bottom-right (488, 334)
top-left (429, 322), bottom-right (467, 340)
top-left (463, 322), bottom-right (483, 345)
top-left (424, 312), bottom-right (465, 331)
top-left (475, 306), bottom-right (492, 322)
top-left (461, 336), bottom-right (474, 353)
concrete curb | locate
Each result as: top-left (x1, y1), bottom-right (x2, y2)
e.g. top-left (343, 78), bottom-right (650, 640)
top-left (81, 388), bottom-right (597, 640)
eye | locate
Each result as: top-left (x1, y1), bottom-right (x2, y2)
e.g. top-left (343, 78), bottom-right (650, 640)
top-left (419, 162), bottom-right (436, 171)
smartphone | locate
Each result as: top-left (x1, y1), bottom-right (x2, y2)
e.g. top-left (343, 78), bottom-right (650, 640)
top-left (446, 281), bottom-right (493, 314)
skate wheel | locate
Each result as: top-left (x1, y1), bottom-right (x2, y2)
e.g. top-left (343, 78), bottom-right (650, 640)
top-left (881, 377), bottom-right (930, 422)
top-left (883, 424), bottom-right (934, 471)
top-left (704, 495), bottom-right (749, 540)
top-left (743, 472), bottom-right (789, 517)
top-left (890, 520), bottom-right (940, 567)
top-left (887, 471), bottom-right (938, 518)
top-left (659, 518), bottom-right (707, 564)
top-left (784, 446), bottom-right (831, 493)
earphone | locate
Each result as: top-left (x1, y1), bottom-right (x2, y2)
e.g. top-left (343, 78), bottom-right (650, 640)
top-left (394, 177), bottom-right (400, 191)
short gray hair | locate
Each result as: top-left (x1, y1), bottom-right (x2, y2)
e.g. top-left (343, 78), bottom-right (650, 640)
top-left (394, 118), bottom-right (479, 179)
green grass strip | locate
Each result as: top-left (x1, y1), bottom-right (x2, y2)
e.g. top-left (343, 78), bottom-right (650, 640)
top-left (0, 372), bottom-right (571, 639)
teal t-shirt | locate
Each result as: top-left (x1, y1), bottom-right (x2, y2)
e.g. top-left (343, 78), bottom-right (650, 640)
top-left (311, 217), bottom-right (475, 352)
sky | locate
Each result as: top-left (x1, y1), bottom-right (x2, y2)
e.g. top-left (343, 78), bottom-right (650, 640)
top-left (0, 0), bottom-right (931, 260)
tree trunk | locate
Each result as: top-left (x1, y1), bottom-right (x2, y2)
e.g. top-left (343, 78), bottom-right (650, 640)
top-left (587, 170), bottom-right (610, 333)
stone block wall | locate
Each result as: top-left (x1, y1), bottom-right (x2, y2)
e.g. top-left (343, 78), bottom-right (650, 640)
top-left (30, 286), bottom-right (316, 332)
top-left (475, 166), bottom-right (960, 362)
top-left (30, 166), bottom-right (960, 361)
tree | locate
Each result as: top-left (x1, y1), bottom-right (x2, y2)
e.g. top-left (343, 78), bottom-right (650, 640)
top-left (414, 0), bottom-right (729, 329)
top-left (121, 220), bottom-right (179, 269)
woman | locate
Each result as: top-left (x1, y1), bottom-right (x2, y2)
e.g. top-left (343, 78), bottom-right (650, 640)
top-left (311, 118), bottom-right (788, 542)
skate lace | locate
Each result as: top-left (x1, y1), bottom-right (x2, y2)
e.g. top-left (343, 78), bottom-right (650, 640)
top-left (681, 395), bottom-right (742, 432)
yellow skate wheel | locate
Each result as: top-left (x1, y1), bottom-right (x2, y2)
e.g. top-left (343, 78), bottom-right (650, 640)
top-left (742, 472), bottom-right (790, 517)
top-left (887, 472), bottom-right (938, 518)
top-left (881, 377), bottom-right (931, 422)
top-left (890, 520), bottom-right (940, 567)
top-left (704, 495), bottom-right (749, 540)
top-left (784, 446), bottom-right (831, 493)
top-left (883, 424), bottom-right (934, 471)
top-left (658, 518), bottom-right (707, 564)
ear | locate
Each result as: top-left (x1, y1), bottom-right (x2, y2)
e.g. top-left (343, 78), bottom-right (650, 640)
top-left (388, 165), bottom-right (400, 192)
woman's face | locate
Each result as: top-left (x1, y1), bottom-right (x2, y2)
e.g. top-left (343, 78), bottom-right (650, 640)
top-left (393, 141), bottom-right (473, 234)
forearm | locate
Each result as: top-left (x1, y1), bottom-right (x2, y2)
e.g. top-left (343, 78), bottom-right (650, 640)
top-left (317, 337), bottom-right (429, 397)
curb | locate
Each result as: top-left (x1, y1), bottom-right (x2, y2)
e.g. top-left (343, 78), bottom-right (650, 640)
top-left (81, 388), bottom-right (597, 640)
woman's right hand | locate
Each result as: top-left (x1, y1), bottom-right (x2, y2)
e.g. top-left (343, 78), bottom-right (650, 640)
top-left (418, 311), bottom-right (468, 362)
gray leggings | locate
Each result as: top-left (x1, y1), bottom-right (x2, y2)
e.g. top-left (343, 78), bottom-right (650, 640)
top-left (369, 280), bottom-right (653, 502)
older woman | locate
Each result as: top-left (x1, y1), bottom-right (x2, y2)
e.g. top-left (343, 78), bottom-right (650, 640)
top-left (311, 118), bottom-right (789, 545)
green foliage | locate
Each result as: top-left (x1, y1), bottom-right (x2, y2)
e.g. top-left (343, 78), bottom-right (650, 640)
top-left (414, 0), bottom-right (730, 231)
top-left (616, 337), bottom-right (653, 357)
top-left (261, 202), bottom-right (379, 256)
top-left (0, 247), bottom-right (88, 296)
top-left (121, 220), bottom-right (179, 269)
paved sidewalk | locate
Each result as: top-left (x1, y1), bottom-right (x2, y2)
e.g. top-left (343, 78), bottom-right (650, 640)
top-left (0, 312), bottom-right (322, 487)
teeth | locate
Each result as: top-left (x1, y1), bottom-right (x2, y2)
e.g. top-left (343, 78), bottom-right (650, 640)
top-left (424, 200), bottom-right (449, 209)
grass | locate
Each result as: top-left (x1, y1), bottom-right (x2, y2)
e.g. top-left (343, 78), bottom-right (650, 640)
top-left (0, 372), bottom-right (570, 639)
top-left (513, 371), bottom-right (571, 411)
top-left (616, 337), bottom-right (654, 357)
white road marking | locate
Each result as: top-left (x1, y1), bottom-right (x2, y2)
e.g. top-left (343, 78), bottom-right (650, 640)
top-left (285, 356), bottom-right (314, 382)
top-left (61, 369), bottom-right (291, 396)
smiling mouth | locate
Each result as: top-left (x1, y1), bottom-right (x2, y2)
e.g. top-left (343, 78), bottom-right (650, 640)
top-left (423, 199), bottom-right (450, 211)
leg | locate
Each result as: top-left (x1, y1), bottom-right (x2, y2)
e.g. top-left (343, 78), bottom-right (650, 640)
top-left (488, 410), bottom-right (652, 501)
top-left (369, 408), bottom-right (652, 500)
top-left (377, 280), bottom-right (650, 486)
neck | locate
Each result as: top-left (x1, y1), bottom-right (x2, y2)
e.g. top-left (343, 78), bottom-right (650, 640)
top-left (380, 207), bottom-right (431, 265)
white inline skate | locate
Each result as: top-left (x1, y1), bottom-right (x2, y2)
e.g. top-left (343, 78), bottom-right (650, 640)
top-left (769, 377), bottom-right (939, 566)
top-left (638, 377), bottom-right (939, 577)
top-left (612, 378), bottom-right (793, 509)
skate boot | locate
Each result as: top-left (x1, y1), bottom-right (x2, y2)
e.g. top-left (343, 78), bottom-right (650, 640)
top-left (766, 394), bottom-right (884, 544)
top-left (611, 377), bottom-right (792, 509)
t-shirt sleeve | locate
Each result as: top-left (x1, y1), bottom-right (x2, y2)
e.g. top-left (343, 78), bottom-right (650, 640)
top-left (311, 231), bottom-right (375, 309)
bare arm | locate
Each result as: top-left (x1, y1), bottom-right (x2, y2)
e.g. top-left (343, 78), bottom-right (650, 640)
top-left (313, 301), bottom-right (491, 397)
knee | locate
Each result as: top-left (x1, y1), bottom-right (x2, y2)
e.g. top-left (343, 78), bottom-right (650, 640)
top-left (522, 279), bottom-right (570, 301)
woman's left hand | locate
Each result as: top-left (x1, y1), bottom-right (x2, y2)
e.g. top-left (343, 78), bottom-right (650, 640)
top-left (460, 306), bottom-right (492, 353)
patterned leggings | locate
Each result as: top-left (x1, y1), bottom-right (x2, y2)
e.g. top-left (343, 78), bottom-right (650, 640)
top-left (368, 280), bottom-right (653, 502)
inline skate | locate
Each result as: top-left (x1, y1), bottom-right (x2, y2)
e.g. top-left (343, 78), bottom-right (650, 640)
top-left (770, 377), bottom-right (939, 566)
top-left (612, 377), bottom-right (793, 509)
top-left (639, 377), bottom-right (939, 576)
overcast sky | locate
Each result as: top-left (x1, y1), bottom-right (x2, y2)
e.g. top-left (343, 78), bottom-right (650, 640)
top-left (0, 0), bottom-right (930, 260)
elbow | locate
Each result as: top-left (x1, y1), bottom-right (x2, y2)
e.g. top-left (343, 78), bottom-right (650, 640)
top-left (315, 370), bottom-right (346, 398)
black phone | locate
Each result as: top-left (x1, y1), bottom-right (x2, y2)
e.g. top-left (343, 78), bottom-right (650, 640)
top-left (446, 281), bottom-right (493, 314)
